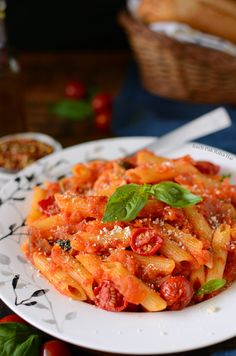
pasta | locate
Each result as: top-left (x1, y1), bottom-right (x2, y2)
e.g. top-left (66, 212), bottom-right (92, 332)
top-left (23, 149), bottom-right (236, 312)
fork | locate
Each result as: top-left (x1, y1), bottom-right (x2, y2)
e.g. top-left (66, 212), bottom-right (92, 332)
top-left (126, 107), bottom-right (231, 157)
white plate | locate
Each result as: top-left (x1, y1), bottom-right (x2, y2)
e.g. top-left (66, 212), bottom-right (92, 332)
top-left (0, 137), bottom-right (235, 355)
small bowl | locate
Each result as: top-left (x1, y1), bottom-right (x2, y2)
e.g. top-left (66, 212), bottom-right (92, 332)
top-left (0, 132), bottom-right (62, 188)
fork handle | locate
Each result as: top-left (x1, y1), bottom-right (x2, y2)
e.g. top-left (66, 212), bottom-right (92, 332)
top-left (145, 107), bottom-right (231, 155)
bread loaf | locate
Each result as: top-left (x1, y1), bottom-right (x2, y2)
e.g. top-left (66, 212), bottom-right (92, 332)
top-left (137, 0), bottom-right (236, 43)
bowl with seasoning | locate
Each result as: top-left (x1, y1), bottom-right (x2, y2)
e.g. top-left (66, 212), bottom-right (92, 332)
top-left (0, 132), bottom-right (62, 187)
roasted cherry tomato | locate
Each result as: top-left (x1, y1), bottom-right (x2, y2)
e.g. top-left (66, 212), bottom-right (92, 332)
top-left (0, 314), bottom-right (27, 324)
top-left (38, 196), bottom-right (60, 216)
top-left (65, 80), bottom-right (86, 100)
top-left (231, 186), bottom-right (236, 206)
top-left (94, 280), bottom-right (128, 312)
top-left (194, 161), bottom-right (220, 175)
top-left (130, 228), bottom-right (163, 256)
top-left (41, 340), bottom-right (71, 356)
top-left (94, 110), bottom-right (111, 131)
top-left (224, 250), bottom-right (236, 282)
top-left (160, 276), bottom-right (194, 310)
top-left (91, 93), bottom-right (112, 114)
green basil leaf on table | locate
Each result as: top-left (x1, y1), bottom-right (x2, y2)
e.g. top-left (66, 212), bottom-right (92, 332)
top-left (150, 181), bottom-right (202, 208)
top-left (0, 322), bottom-right (41, 356)
top-left (51, 99), bottom-right (93, 120)
top-left (102, 184), bottom-right (149, 222)
top-left (195, 279), bottom-right (226, 296)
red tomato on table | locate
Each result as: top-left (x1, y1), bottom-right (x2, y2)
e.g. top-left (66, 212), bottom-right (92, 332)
top-left (94, 110), bottom-right (112, 131)
top-left (41, 340), bottom-right (71, 356)
top-left (91, 93), bottom-right (112, 113)
top-left (65, 80), bottom-right (86, 100)
top-left (0, 314), bottom-right (28, 324)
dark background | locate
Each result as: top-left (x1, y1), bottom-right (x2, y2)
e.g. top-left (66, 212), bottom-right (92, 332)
top-left (6, 0), bottom-right (128, 51)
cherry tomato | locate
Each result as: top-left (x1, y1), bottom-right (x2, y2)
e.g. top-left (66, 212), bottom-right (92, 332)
top-left (94, 110), bottom-right (111, 131)
top-left (130, 228), bottom-right (163, 256)
top-left (194, 161), bottom-right (220, 175)
top-left (41, 340), bottom-right (71, 356)
top-left (159, 276), bottom-right (194, 310)
top-left (65, 80), bottom-right (86, 100)
top-left (231, 186), bottom-right (236, 206)
top-left (94, 280), bottom-right (128, 312)
top-left (0, 314), bottom-right (27, 324)
top-left (38, 196), bottom-right (60, 216)
top-left (91, 93), bottom-right (112, 114)
top-left (224, 250), bottom-right (236, 282)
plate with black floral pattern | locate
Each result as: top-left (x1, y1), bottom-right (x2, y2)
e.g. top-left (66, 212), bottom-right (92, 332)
top-left (0, 137), bottom-right (235, 355)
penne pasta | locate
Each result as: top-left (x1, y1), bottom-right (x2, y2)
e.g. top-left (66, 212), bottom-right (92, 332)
top-left (101, 261), bottom-right (167, 311)
top-left (33, 252), bottom-right (87, 301)
top-left (70, 227), bottom-right (131, 253)
top-left (51, 246), bottom-right (95, 301)
top-left (163, 223), bottom-right (212, 267)
top-left (76, 253), bottom-right (104, 282)
top-left (130, 253), bottom-right (175, 275)
top-left (23, 149), bottom-right (236, 312)
top-left (71, 163), bottom-right (93, 182)
top-left (30, 214), bottom-right (65, 232)
top-left (190, 266), bottom-right (206, 289)
top-left (184, 206), bottom-right (213, 244)
top-left (206, 224), bottom-right (231, 281)
top-left (160, 238), bottom-right (199, 269)
top-left (126, 160), bottom-right (198, 184)
top-left (136, 150), bottom-right (167, 166)
top-left (107, 249), bottom-right (175, 276)
top-left (26, 186), bottom-right (46, 224)
top-left (55, 193), bottom-right (107, 219)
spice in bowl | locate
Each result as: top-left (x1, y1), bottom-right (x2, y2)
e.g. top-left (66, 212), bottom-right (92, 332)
top-left (0, 138), bottom-right (54, 171)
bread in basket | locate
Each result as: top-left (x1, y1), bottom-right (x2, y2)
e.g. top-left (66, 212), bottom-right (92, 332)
top-left (119, 0), bottom-right (236, 104)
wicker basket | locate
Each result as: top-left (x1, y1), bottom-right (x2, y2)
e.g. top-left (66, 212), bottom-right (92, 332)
top-left (119, 11), bottom-right (236, 104)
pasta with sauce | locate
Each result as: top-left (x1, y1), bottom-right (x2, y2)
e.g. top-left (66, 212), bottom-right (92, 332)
top-left (23, 150), bottom-right (236, 312)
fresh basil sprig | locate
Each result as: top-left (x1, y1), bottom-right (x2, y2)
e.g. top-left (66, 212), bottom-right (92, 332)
top-left (0, 322), bottom-right (41, 356)
top-left (150, 182), bottom-right (202, 208)
top-left (195, 279), bottom-right (226, 296)
top-left (102, 181), bottom-right (202, 222)
top-left (51, 99), bottom-right (92, 120)
top-left (102, 184), bottom-right (149, 223)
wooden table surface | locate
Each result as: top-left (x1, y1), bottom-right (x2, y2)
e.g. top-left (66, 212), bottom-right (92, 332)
top-left (0, 51), bottom-right (236, 355)
top-left (0, 51), bottom-right (130, 146)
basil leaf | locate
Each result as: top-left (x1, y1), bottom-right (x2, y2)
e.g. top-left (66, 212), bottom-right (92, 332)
top-left (56, 239), bottom-right (71, 251)
top-left (220, 173), bottom-right (231, 182)
top-left (195, 279), bottom-right (226, 296)
top-left (51, 99), bottom-right (92, 120)
top-left (102, 184), bottom-right (148, 222)
top-left (0, 322), bottom-right (41, 356)
top-left (102, 182), bottom-right (202, 222)
top-left (151, 181), bottom-right (202, 208)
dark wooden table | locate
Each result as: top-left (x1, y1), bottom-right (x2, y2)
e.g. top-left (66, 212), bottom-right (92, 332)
top-left (0, 51), bottom-right (130, 145)
top-left (0, 51), bottom-right (236, 355)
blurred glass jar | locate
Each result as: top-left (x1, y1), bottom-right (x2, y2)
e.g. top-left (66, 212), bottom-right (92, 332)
top-left (0, 0), bottom-right (25, 135)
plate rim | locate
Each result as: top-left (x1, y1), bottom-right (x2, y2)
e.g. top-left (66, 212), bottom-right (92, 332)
top-left (0, 136), bottom-right (236, 355)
